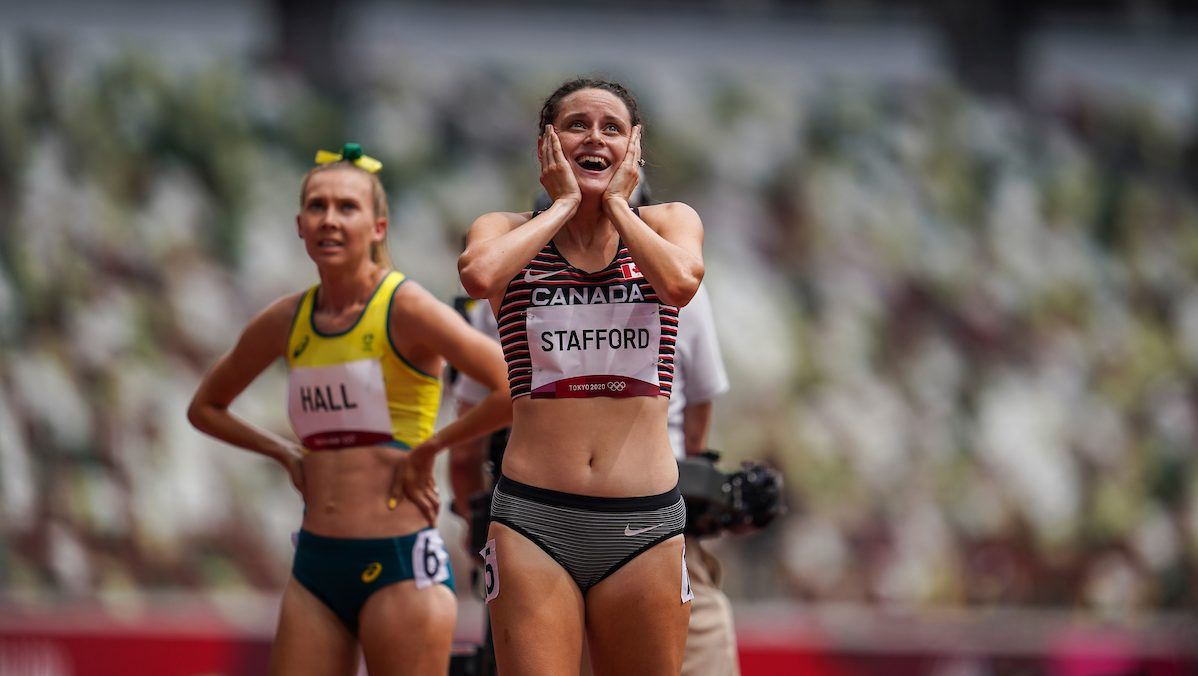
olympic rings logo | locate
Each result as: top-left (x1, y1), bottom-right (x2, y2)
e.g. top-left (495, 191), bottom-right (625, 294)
top-left (607, 381), bottom-right (628, 392)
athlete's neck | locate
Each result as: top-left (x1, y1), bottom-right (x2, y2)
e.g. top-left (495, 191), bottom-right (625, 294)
top-left (559, 196), bottom-right (615, 251)
top-left (315, 264), bottom-right (389, 311)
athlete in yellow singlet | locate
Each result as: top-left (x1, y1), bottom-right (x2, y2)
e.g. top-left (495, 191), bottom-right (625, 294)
top-left (286, 268), bottom-right (443, 451)
top-left (189, 144), bottom-right (510, 676)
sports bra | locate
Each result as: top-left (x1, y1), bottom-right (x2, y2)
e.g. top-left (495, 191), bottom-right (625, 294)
top-left (496, 215), bottom-right (678, 399)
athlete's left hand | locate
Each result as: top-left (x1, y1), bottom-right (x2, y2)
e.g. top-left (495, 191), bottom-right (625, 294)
top-left (603, 125), bottom-right (642, 209)
top-left (390, 444), bottom-right (440, 524)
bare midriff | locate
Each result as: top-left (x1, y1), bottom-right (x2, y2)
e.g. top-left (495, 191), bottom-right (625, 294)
top-left (300, 446), bottom-right (427, 538)
top-left (501, 395), bottom-right (678, 497)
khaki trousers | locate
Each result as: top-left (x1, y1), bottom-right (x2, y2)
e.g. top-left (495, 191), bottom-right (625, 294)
top-left (681, 535), bottom-right (740, 676)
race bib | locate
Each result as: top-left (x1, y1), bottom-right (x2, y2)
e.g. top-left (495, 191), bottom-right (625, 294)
top-left (480, 539), bottom-right (500, 603)
top-left (681, 543), bottom-right (694, 604)
top-left (287, 359), bottom-right (392, 449)
top-left (527, 303), bottom-right (661, 398)
top-left (413, 530), bottom-right (451, 589)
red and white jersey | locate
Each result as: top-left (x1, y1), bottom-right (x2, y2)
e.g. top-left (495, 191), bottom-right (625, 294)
top-left (497, 234), bottom-right (678, 399)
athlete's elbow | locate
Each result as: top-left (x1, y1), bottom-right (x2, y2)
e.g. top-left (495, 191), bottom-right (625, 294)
top-left (659, 283), bottom-right (697, 307)
top-left (458, 256), bottom-right (499, 300)
top-left (187, 394), bottom-right (226, 436)
top-left (659, 266), bottom-right (703, 307)
top-left (186, 397), bottom-right (209, 432)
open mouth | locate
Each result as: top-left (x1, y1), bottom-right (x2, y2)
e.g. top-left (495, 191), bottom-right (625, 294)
top-left (575, 155), bottom-right (610, 172)
top-left (317, 238), bottom-right (343, 250)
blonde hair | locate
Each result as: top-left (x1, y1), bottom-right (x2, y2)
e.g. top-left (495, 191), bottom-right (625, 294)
top-left (299, 162), bottom-right (393, 267)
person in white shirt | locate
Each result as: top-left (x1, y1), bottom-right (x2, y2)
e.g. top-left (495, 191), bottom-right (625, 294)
top-left (668, 284), bottom-right (740, 676)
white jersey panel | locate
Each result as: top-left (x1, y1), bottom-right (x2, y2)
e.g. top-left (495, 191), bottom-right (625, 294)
top-left (667, 285), bottom-right (730, 458)
top-left (452, 301), bottom-right (500, 407)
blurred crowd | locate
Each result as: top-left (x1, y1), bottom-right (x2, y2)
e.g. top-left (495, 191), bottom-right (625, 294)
top-left (0, 35), bottom-right (1195, 618)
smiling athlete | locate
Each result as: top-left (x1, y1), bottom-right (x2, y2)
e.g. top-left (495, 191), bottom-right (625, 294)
top-left (453, 78), bottom-right (705, 675)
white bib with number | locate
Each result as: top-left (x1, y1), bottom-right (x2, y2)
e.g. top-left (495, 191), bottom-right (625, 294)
top-left (413, 530), bottom-right (451, 589)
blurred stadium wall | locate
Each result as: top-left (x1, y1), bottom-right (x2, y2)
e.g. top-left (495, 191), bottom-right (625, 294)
top-left (1, 1), bottom-right (1197, 674)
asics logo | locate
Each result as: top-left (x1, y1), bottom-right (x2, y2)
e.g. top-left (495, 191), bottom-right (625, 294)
top-left (361, 562), bottom-right (383, 583)
top-left (524, 268), bottom-right (564, 283)
top-left (624, 523), bottom-right (663, 537)
top-left (292, 335), bottom-right (310, 359)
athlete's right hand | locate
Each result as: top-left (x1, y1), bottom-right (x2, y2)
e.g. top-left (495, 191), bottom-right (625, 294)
top-left (539, 125), bottom-right (581, 209)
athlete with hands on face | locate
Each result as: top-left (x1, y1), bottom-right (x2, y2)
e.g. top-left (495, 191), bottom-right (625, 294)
top-left (457, 78), bottom-right (705, 676)
top-left (188, 144), bottom-right (511, 676)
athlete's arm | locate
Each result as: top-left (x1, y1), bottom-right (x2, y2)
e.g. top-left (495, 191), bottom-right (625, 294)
top-left (458, 126), bottom-right (581, 301)
top-left (187, 293), bottom-right (306, 492)
top-left (448, 302), bottom-right (499, 519)
top-left (387, 282), bottom-right (512, 522)
top-left (448, 400), bottom-right (488, 518)
top-left (601, 126), bottom-right (704, 307)
top-left (682, 401), bottom-right (715, 457)
top-left (606, 200), bottom-right (704, 307)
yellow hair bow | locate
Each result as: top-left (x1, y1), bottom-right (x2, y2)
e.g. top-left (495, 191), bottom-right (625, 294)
top-left (314, 142), bottom-right (383, 174)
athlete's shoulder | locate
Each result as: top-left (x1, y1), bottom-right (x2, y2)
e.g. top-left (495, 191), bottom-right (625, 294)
top-left (388, 276), bottom-right (473, 352)
top-left (234, 290), bottom-right (306, 357)
top-left (471, 210), bottom-right (533, 233)
top-left (257, 290), bottom-right (308, 328)
top-left (388, 277), bottom-right (442, 319)
top-left (639, 201), bottom-right (700, 229)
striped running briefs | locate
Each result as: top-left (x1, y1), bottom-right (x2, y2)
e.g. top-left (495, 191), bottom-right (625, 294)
top-left (489, 475), bottom-right (686, 592)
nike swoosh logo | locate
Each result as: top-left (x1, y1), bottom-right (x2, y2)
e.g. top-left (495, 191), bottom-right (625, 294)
top-left (624, 523), bottom-right (663, 537)
top-left (524, 268), bottom-right (564, 283)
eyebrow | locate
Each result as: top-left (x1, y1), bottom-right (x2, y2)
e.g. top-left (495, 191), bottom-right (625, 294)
top-left (305, 194), bottom-right (362, 205)
top-left (561, 111), bottom-right (627, 126)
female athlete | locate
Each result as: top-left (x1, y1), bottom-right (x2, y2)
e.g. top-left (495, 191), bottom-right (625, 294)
top-left (188, 144), bottom-right (510, 675)
top-left (454, 79), bottom-right (704, 675)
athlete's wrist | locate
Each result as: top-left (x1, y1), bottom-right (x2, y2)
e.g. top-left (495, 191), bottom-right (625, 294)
top-left (603, 194), bottom-right (630, 211)
top-left (411, 436), bottom-right (444, 462)
top-left (266, 438), bottom-right (300, 465)
top-left (603, 196), bottom-right (633, 223)
top-left (552, 196), bottom-right (580, 216)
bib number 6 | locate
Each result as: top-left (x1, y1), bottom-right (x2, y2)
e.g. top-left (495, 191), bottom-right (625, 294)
top-left (413, 530), bottom-right (451, 589)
